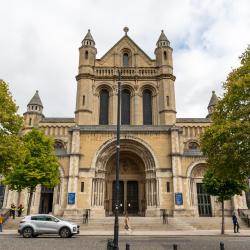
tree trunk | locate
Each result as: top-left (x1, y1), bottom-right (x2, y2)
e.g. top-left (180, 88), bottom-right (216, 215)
top-left (221, 198), bottom-right (225, 235)
top-left (27, 187), bottom-right (35, 215)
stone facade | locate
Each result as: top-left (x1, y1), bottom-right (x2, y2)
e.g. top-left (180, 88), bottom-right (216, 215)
top-left (2, 28), bottom-right (248, 217)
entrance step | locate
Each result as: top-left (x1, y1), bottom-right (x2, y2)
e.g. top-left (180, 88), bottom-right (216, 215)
top-left (175, 217), bottom-right (249, 230)
top-left (66, 216), bottom-right (196, 231)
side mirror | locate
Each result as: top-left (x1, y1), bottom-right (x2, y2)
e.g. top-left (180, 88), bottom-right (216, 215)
top-left (54, 219), bottom-right (59, 223)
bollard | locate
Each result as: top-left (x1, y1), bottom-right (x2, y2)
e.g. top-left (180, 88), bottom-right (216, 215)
top-left (173, 244), bottom-right (178, 250)
top-left (126, 243), bottom-right (130, 250)
top-left (220, 242), bottom-right (224, 250)
top-left (107, 239), bottom-right (114, 250)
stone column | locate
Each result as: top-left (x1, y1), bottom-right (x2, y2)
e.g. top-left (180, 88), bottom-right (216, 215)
top-left (133, 93), bottom-right (141, 125)
top-left (171, 127), bottom-right (184, 212)
top-left (66, 127), bottom-right (80, 211)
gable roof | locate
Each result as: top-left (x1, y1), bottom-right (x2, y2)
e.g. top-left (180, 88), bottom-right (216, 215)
top-left (98, 35), bottom-right (154, 62)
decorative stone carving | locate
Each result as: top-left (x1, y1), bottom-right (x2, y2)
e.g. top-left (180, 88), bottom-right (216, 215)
top-left (191, 164), bottom-right (207, 178)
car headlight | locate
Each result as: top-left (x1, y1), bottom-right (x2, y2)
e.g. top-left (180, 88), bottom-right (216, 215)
top-left (73, 227), bottom-right (76, 231)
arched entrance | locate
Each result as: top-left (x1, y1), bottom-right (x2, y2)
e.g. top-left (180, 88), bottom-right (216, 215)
top-left (105, 151), bottom-right (145, 216)
top-left (91, 138), bottom-right (158, 216)
top-left (188, 163), bottom-right (212, 217)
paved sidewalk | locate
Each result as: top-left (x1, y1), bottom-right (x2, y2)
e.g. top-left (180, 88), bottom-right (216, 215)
top-left (1, 229), bottom-right (250, 236)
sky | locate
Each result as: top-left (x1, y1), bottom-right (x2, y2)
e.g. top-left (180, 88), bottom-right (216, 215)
top-left (1, 0), bottom-right (250, 118)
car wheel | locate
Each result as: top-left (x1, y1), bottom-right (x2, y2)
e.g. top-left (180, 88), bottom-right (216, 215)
top-left (22, 227), bottom-right (33, 238)
top-left (59, 227), bottom-right (71, 238)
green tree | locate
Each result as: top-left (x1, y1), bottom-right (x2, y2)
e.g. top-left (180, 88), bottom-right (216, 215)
top-left (203, 169), bottom-right (247, 234)
top-left (0, 79), bottom-right (26, 175)
top-left (201, 46), bottom-right (250, 181)
top-left (4, 129), bottom-right (60, 214)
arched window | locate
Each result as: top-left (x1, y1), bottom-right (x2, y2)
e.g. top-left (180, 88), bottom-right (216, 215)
top-left (143, 89), bottom-right (152, 125)
top-left (123, 53), bottom-right (129, 67)
top-left (54, 141), bottom-right (66, 156)
top-left (99, 89), bottom-right (109, 125)
top-left (164, 51), bottom-right (167, 60)
top-left (188, 142), bottom-right (199, 150)
top-left (85, 51), bottom-right (88, 59)
top-left (121, 89), bottom-right (130, 125)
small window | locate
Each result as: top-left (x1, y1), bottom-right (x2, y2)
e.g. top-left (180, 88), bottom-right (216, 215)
top-left (82, 95), bottom-right (85, 106)
top-left (85, 51), bottom-right (88, 59)
top-left (166, 182), bottom-right (170, 192)
top-left (35, 106), bottom-right (37, 110)
top-left (188, 142), bottom-right (199, 150)
top-left (164, 51), bottom-right (167, 60)
top-left (29, 118), bottom-right (32, 125)
top-left (166, 96), bottom-right (170, 106)
top-left (31, 106), bottom-right (34, 110)
top-left (81, 182), bottom-right (84, 192)
top-left (123, 53), bottom-right (129, 67)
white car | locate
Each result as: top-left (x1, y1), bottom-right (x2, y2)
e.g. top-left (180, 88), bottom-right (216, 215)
top-left (18, 214), bottom-right (80, 238)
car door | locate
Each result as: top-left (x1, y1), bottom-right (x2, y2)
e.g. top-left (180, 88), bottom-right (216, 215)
top-left (31, 215), bottom-right (47, 233)
top-left (43, 215), bottom-right (60, 234)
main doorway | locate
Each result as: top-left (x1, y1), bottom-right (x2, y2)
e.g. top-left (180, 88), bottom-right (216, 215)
top-left (111, 180), bottom-right (139, 215)
top-left (39, 187), bottom-right (54, 214)
top-left (197, 183), bottom-right (212, 217)
top-left (127, 181), bottom-right (139, 214)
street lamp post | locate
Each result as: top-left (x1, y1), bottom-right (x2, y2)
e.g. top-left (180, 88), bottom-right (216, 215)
top-left (113, 70), bottom-right (121, 249)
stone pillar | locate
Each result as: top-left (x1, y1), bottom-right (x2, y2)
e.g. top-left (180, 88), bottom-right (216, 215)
top-left (66, 127), bottom-right (80, 211)
top-left (171, 127), bottom-right (184, 212)
top-left (134, 93), bottom-right (141, 125)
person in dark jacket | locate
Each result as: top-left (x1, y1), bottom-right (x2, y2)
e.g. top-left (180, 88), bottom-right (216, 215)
top-left (232, 213), bottom-right (240, 233)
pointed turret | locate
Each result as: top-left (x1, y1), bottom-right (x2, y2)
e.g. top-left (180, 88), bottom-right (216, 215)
top-left (28, 90), bottom-right (43, 109)
top-left (23, 90), bottom-right (44, 128)
top-left (82, 29), bottom-right (95, 47)
top-left (154, 30), bottom-right (176, 125)
top-left (207, 90), bottom-right (218, 117)
top-left (156, 30), bottom-right (170, 48)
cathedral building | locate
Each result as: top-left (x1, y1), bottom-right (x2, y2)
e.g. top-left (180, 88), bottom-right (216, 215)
top-left (2, 28), bottom-right (248, 217)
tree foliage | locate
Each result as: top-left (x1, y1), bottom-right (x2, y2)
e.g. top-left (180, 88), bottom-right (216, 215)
top-left (201, 46), bottom-right (250, 181)
top-left (4, 128), bottom-right (60, 214)
top-left (203, 169), bottom-right (247, 234)
top-left (203, 169), bottom-right (247, 202)
top-left (0, 80), bottom-right (26, 175)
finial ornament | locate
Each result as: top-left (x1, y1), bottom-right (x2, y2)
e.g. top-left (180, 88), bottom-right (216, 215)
top-left (123, 27), bottom-right (129, 35)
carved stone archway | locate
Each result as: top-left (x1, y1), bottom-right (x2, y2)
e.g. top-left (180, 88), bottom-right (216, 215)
top-left (91, 138), bottom-right (158, 216)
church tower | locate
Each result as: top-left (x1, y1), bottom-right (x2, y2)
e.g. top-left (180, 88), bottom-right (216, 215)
top-left (23, 90), bottom-right (44, 128)
top-left (75, 29), bottom-right (97, 125)
top-left (155, 30), bottom-right (176, 125)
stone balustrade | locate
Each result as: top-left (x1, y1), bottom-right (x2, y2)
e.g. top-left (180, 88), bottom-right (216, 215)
top-left (94, 67), bottom-right (158, 77)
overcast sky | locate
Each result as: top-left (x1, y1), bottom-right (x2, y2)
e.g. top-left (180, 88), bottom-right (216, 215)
top-left (1, 0), bottom-right (250, 118)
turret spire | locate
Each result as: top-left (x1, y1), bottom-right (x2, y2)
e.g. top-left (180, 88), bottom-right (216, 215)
top-left (157, 30), bottom-right (170, 47)
top-left (207, 90), bottom-right (218, 117)
top-left (28, 90), bottom-right (43, 108)
top-left (82, 29), bottom-right (95, 47)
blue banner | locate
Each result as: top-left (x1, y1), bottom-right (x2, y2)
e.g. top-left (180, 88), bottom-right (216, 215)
top-left (68, 192), bottom-right (76, 205)
top-left (175, 192), bottom-right (183, 205)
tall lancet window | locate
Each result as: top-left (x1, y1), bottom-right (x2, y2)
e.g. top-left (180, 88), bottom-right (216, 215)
top-left (143, 89), bottom-right (152, 125)
top-left (121, 89), bottom-right (131, 125)
top-left (99, 89), bottom-right (109, 125)
top-left (123, 53), bottom-right (129, 67)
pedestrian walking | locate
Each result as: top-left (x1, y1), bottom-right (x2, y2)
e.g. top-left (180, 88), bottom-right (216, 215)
top-left (10, 203), bottom-right (16, 219)
top-left (17, 204), bottom-right (24, 217)
top-left (124, 213), bottom-right (130, 230)
top-left (162, 210), bottom-right (167, 224)
top-left (232, 213), bottom-right (240, 233)
top-left (0, 213), bottom-right (4, 232)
